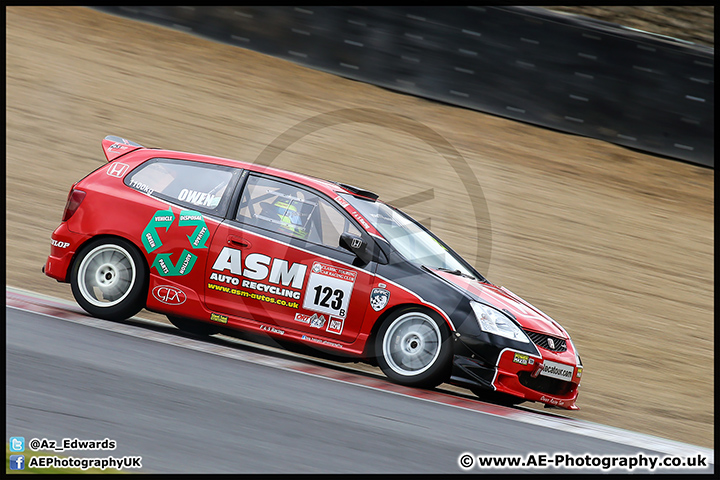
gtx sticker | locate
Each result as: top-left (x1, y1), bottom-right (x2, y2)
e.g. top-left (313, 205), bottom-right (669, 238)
top-left (294, 312), bottom-right (327, 329)
top-left (302, 262), bottom-right (356, 319)
top-left (106, 162), bottom-right (130, 178)
top-left (51, 239), bottom-right (70, 249)
top-left (152, 285), bottom-right (187, 305)
top-left (326, 318), bottom-right (344, 335)
top-left (210, 313), bottom-right (228, 324)
top-left (142, 208), bottom-right (209, 276)
top-left (370, 288), bottom-right (390, 312)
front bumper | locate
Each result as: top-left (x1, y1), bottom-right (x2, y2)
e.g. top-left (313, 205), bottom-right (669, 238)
top-left (450, 338), bottom-right (582, 410)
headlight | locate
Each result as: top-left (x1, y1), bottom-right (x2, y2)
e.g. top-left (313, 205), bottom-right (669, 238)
top-left (471, 301), bottom-right (530, 343)
top-left (568, 337), bottom-right (582, 367)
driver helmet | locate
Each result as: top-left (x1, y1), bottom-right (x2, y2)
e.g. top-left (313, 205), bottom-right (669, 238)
top-left (274, 200), bottom-right (308, 239)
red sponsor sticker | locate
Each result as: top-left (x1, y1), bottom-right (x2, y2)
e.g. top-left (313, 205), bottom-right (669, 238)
top-left (326, 318), bottom-right (344, 335)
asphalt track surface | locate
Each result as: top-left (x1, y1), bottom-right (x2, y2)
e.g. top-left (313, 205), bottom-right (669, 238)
top-left (6, 291), bottom-right (713, 474)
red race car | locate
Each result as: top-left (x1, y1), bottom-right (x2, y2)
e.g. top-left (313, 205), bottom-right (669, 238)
top-left (44, 135), bottom-right (583, 410)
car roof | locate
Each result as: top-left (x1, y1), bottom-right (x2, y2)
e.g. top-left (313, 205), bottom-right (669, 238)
top-left (130, 145), bottom-right (373, 202)
top-left (103, 136), bottom-right (380, 202)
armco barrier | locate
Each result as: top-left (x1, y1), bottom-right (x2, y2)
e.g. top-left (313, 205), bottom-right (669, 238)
top-left (94, 6), bottom-right (714, 168)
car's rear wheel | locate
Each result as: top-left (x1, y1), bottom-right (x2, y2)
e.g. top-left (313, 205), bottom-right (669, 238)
top-left (70, 237), bottom-right (147, 321)
top-left (167, 316), bottom-right (220, 336)
top-left (375, 308), bottom-right (452, 388)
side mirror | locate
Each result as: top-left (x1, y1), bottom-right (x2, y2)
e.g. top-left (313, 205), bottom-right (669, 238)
top-left (339, 232), bottom-right (374, 264)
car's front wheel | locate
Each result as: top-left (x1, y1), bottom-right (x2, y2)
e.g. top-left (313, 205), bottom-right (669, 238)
top-left (70, 237), bottom-right (147, 321)
top-left (375, 308), bottom-right (452, 388)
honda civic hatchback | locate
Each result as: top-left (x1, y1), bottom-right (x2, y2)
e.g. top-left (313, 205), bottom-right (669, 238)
top-left (44, 135), bottom-right (583, 410)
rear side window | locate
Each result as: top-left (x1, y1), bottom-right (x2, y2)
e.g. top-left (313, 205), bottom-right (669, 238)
top-left (125, 158), bottom-right (238, 214)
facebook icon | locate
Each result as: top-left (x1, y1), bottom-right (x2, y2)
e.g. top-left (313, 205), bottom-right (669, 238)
top-left (9, 455), bottom-right (25, 470)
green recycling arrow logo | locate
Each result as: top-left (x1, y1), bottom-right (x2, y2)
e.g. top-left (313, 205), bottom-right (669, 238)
top-left (142, 209), bottom-right (175, 253)
top-left (179, 210), bottom-right (210, 249)
top-left (142, 208), bottom-right (208, 276)
top-left (152, 249), bottom-right (197, 276)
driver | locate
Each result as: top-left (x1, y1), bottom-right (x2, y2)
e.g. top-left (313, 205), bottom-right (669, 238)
top-left (273, 199), bottom-right (309, 239)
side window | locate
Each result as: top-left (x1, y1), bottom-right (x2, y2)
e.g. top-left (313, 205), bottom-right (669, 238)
top-left (316, 199), bottom-right (362, 246)
top-left (125, 158), bottom-right (237, 214)
top-left (237, 175), bottom-right (361, 249)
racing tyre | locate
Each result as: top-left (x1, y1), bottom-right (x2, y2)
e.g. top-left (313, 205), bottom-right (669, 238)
top-left (375, 308), bottom-right (452, 388)
top-left (70, 237), bottom-right (147, 321)
top-left (167, 316), bottom-right (219, 336)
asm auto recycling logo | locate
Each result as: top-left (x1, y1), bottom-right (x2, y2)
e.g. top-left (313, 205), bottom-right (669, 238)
top-left (141, 208), bottom-right (209, 276)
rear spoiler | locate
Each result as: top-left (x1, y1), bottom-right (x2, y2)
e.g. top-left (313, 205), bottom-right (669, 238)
top-left (101, 135), bottom-right (144, 162)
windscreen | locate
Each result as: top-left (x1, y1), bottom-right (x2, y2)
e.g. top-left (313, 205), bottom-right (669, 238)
top-left (339, 193), bottom-right (479, 279)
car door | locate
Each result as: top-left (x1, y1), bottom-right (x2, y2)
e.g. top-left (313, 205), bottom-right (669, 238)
top-left (204, 173), bottom-right (377, 344)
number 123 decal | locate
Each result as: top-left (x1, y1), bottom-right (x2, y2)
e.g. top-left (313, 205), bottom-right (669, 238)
top-left (302, 262), bottom-right (356, 319)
